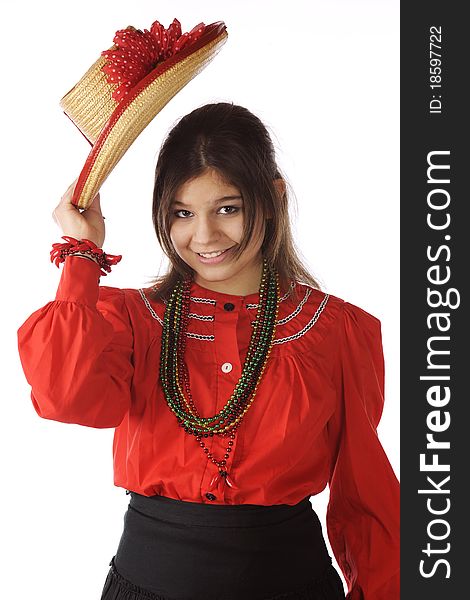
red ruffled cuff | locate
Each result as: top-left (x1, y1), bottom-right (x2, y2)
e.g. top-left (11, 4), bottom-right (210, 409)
top-left (50, 236), bottom-right (122, 277)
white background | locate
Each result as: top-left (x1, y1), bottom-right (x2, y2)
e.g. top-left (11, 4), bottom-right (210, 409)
top-left (1, 0), bottom-right (399, 597)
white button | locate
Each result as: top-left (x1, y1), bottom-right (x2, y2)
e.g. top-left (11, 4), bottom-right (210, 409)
top-left (221, 362), bottom-right (233, 373)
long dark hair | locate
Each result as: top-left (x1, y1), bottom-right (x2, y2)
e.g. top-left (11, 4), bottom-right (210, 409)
top-left (146, 102), bottom-right (321, 302)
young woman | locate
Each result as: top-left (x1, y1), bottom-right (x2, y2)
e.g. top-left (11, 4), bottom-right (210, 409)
top-left (17, 102), bottom-right (399, 599)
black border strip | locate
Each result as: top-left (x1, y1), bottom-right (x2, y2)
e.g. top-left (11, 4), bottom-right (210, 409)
top-left (401, 2), bottom-right (467, 597)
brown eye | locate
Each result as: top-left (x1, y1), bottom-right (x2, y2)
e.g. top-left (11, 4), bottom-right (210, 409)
top-left (219, 206), bottom-right (239, 215)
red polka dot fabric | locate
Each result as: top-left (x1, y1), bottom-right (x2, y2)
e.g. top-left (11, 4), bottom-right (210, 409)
top-left (101, 18), bottom-right (207, 102)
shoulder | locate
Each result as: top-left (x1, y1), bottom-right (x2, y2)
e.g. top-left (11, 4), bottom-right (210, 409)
top-left (268, 282), bottom-right (343, 356)
top-left (294, 281), bottom-right (381, 328)
top-left (287, 281), bottom-right (346, 327)
top-left (119, 283), bottom-right (165, 332)
top-left (95, 282), bottom-right (165, 339)
top-left (283, 283), bottom-right (382, 353)
top-left (121, 283), bottom-right (164, 311)
top-left (340, 299), bottom-right (382, 340)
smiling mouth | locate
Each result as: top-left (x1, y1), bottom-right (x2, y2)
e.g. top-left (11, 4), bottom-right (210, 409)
top-left (195, 247), bottom-right (234, 258)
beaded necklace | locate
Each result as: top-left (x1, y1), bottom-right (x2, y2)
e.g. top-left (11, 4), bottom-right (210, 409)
top-left (159, 258), bottom-right (280, 492)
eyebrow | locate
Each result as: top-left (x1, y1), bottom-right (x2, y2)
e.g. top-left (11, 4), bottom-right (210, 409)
top-left (172, 195), bottom-right (243, 207)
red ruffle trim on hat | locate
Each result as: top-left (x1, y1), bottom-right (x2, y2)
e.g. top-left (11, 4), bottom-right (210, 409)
top-left (101, 18), bottom-right (207, 102)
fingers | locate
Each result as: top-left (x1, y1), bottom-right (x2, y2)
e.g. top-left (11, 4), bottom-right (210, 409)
top-left (51, 180), bottom-right (105, 247)
top-left (60, 179), bottom-right (78, 205)
top-left (85, 192), bottom-right (103, 218)
top-left (52, 179), bottom-right (80, 224)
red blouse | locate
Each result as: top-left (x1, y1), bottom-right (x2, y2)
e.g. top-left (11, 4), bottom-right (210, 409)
top-left (17, 255), bottom-right (399, 599)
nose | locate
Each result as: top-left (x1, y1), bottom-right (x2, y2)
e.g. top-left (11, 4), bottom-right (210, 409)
top-left (191, 215), bottom-right (221, 246)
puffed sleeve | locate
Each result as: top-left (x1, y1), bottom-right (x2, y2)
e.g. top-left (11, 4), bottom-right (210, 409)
top-left (17, 255), bottom-right (134, 428)
top-left (326, 302), bottom-right (400, 599)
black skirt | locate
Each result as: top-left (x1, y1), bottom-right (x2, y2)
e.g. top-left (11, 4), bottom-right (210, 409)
top-left (100, 492), bottom-right (345, 600)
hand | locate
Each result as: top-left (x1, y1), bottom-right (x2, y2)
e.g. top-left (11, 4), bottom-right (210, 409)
top-left (52, 179), bottom-right (105, 248)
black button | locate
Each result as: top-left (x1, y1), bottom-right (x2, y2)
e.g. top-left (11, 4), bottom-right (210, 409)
top-left (205, 492), bottom-right (217, 501)
top-left (224, 302), bottom-right (235, 311)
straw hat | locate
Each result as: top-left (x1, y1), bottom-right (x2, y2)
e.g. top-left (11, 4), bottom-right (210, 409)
top-left (60, 18), bottom-right (228, 210)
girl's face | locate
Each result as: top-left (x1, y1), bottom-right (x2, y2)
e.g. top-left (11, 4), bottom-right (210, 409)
top-left (169, 168), bottom-right (266, 295)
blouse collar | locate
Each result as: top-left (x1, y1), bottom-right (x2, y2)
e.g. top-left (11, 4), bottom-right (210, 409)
top-left (189, 279), bottom-right (295, 305)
